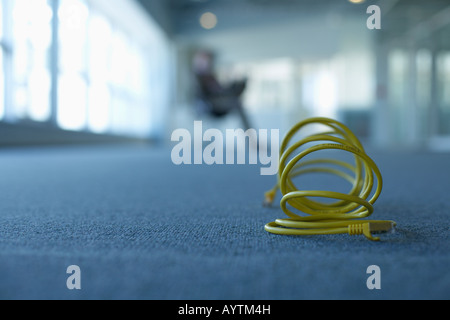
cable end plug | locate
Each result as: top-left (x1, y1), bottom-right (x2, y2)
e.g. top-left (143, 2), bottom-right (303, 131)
top-left (349, 222), bottom-right (396, 241)
top-left (263, 190), bottom-right (276, 207)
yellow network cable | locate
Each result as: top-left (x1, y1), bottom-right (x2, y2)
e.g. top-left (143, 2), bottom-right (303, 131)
top-left (263, 117), bottom-right (396, 241)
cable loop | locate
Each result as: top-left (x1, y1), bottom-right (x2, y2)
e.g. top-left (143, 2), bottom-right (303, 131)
top-left (264, 117), bottom-right (395, 241)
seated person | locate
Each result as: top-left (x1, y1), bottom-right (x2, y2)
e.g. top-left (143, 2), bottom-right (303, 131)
top-left (193, 50), bottom-right (251, 130)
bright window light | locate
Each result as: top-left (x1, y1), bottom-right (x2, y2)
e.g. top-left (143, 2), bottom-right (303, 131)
top-left (88, 83), bottom-right (110, 133)
top-left (12, 43), bottom-right (29, 82)
top-left (127, 45), bottom-right (144, 95)
top-left (58, 0), bottom-right (89, 31)
top-left (110, 31), bottom-right (130, 87)
top-left (132, 104), bottom-right (152, 137)
top-left (0, 0), bottom-right (3, 119)
top-left (58, 0), bottom-right (89, 73)
top-left (110, 95), bottom-right (129, 134)
top-left (58, 73), bottom-right (87, 131)
top-left (28, 68), bottom-right (51, 121)
top-left (315, 70), bottom-right (337, 118)
top-left (13, 86), bottom-right (28, 118)
top-left (12, 0), bottom-right (52, 49)
top-left (388, 49), bottom-right (408, 108)
top-left (0, 50), bottom-right (4, 120)
top-left (437, 52), bottom-right (450, 106)
top-left (3, 0), bottom-right (170, 138)
top-left (12, 0), bottom-right (29, 25)
top-left (416, 49), bottom-right (432, 108)
top-left (29, 0), bottom-right (53, 50)
top-left (88, 13), bottom-right (112, 81)
top-left (11, 0), bottom-right (52, 121)
top-left (0, 0), bottom-right (3, 39)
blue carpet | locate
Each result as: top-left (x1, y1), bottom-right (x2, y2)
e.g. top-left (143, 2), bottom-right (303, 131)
top-left (0, 144), bottom-right (448, 300)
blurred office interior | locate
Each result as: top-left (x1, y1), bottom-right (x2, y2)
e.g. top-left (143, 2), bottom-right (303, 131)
top-left (0, 0), bottom-right (449, 151)
top-left (2, 0), bottom-right (450, 301)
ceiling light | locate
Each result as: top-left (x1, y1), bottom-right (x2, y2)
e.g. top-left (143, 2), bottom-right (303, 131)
top-left (200, 12), bottom-right (217, 30)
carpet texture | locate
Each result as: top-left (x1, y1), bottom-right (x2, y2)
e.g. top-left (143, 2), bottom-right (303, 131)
top-left (0, 144), bottom-right (448, 300)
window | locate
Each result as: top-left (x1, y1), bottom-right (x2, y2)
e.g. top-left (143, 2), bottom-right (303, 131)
top-left (87, 13), bottom-right (111, 133)
top-left (55, 0), bottom-right (167, 137)
top-left (388, 49), bottom-right (409, 142)
top-left (436, 52), bottom-right (450, 135)
top-left (0, 0), bottom-right (4, 119)
top-left (57, 0), bottom-right (89, 131)
top-left (416, 49), bottom-right (432, 109)
top-left (0, 49), bottom-right (4, 120)
top-left (0, 0), bottom-right (2, 39)
top-left (58, 73), bottom-right (88, 130)
top-left (416, 49), bottom-right (432, 138)
top-left (0, 0), bottom-right (173, 139)
top-left (12, 0), bottom-right (53, 122)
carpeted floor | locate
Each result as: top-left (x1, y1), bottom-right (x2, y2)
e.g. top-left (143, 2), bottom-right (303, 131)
top-left (0, 144), bottom-right (448, 300)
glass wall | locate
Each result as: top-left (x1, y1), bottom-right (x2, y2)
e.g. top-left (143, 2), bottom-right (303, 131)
top-left (416, 49), bottom-right (432, 138)
top-left (387, 48), bottom-right (409, 144)
top-left (12, 0), bottom-right (53, 122)
top-left (436, 51), bottom-right (450, 135)
top-left (57, 0), bottom-right (89, 131)
top-left (0, 0), bottom-right (172, 139)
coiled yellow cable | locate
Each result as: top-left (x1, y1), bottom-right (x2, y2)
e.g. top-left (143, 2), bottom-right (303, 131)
top-left (263, 117), bottom-right (396, 241)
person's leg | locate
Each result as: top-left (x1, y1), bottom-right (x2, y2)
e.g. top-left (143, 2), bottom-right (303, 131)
top-left (235, 100), bottom-right (251, 130)
top-left (229, 80), bottom-right (247, 97)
